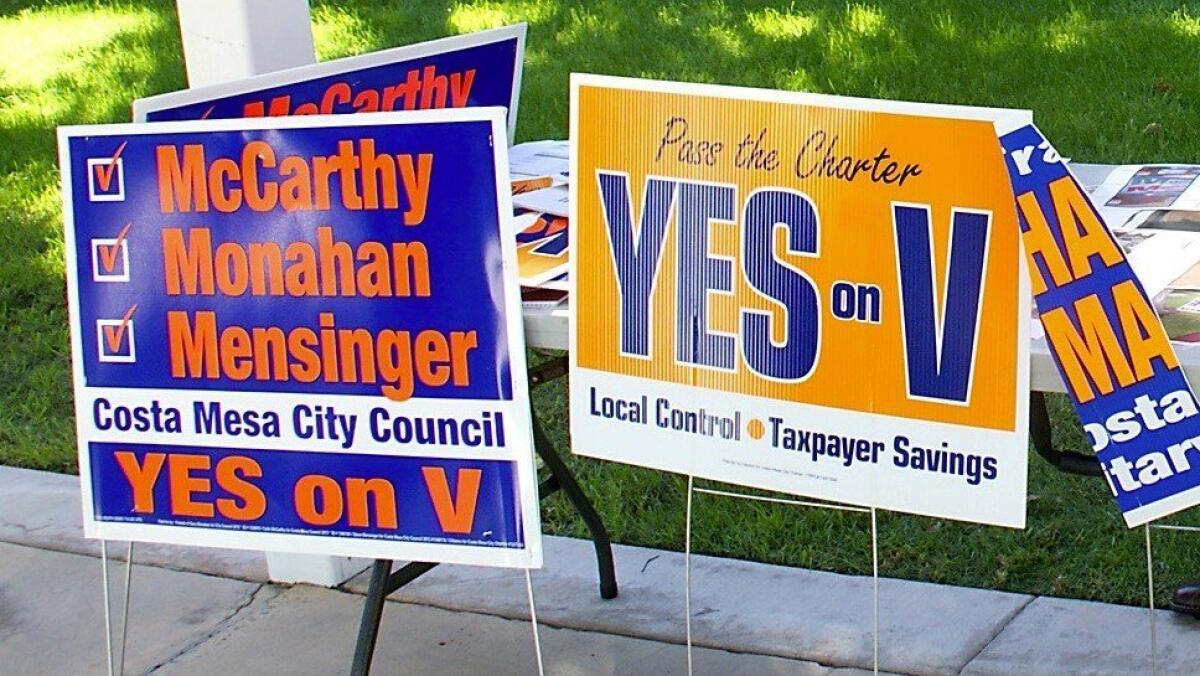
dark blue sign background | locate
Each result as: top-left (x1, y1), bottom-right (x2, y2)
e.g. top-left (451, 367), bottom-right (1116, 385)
top-left (67, 120), bottom-right (513, 400)
top-left (139, 38), bottom-right (519, 125)
top-left (90, 442), bottom-right (524, 547)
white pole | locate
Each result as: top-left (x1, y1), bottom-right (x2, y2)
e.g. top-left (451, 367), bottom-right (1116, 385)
top-left (1145, 525), bottom-right (1159, 676)
top-left (101, 540), bottom-right (115, 676)
top-left (871, 508), bottom-right (879, 676)
top-left (524, 569), bottom-right (546, 676)
top-left (118, 542), bottom-right (133, 675)
top-left (175, 0), bottom-right (316, 87)
top-left (173, 0), bottom-right (365, 587)
top-left (684, 475), bottom-right (695, 676)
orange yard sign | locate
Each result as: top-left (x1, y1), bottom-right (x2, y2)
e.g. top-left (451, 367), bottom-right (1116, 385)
top-left (570, 75), bottom-right (1032, 527)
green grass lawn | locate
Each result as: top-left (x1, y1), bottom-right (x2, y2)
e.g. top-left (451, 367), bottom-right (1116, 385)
top-left (4, 0), bottom-right (1200, 607)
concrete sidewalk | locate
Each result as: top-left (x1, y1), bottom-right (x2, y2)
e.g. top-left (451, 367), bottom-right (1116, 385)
top-left (2, 465), bottom-right (1198, 675)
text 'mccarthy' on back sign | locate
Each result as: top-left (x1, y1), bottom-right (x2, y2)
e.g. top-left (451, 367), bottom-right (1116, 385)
top-left (57, 109), bottom-right (542, 568)
top-left (569, 75), bottom-right (1032, 528)
top-left (133, 24), bottom-right (526, 143)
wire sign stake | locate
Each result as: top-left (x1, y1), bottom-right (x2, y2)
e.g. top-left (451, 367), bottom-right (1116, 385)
top-left (1144, 525), bottom-right (1159, 676)
top-left (524, 568), bottom-right (546, 676)
top-left (1143, 522), bottom-right (1200, 676)
top-left (99, 540), bottom-right (134, 676)
top-left (683, 479), bottom-right (880, 675)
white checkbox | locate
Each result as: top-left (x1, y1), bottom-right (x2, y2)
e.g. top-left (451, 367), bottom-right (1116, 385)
top-left (91, 238), bottom-right (130, 282)
top-left (87, 157), bottom-right (124, 202)
top-left (96, 318), bottom-right (136, 363)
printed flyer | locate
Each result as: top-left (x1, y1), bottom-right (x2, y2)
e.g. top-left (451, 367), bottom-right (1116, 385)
top-left (57, 109), bottom-right (542, 567)
top-left (569, 75), bottom-right (1032, 527)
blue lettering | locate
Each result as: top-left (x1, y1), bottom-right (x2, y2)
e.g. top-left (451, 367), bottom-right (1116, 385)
top-left (894, 204), bottom-right (990, 403)
top-left (676, 182), bottom-right (735, 369)
top-left (740, 189), bottom-right (820, 380)
top-left (597, 172), bottom-right (677, 357)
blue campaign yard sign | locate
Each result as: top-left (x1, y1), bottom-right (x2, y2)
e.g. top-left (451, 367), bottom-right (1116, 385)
top-left (133, 24), bottom-right (526, 142)
top-left (1003, 124), bottom-right (1200, 527)
top-left (57, 109), bottom-right (542, 568)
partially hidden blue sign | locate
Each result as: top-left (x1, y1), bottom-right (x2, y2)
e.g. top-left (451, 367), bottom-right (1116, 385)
top-left (133, 24), bottom-right (526, 142)
top-left (57, 109), bottom-right (542, 567)
top-left (1003, 124), bottom-right (1200, 527)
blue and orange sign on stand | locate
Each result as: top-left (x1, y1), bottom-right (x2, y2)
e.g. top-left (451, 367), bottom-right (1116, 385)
top-left (58, 109), bottom-right (542, 567)
top-left (133, 24), bottom-right (526, 141)
top-left (1004, 126), bottom-right (1200, 527)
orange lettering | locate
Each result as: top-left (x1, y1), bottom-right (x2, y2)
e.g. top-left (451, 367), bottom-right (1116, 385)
top-left (294, 474), bottom-right (342, 526)
top-left (251, 327), bottom-right (289, 380)
top-left (168, 310), bottom-right (219, 377)
top-left (320, 82), bottom-right (352, 114)
top-left (1042, 294), bottom-right (1135, 403)
top-left (242, 96), bottom-right (291, 117)
top-left (397, 153), bottom-right (433, 225)
top-left (169, 454), bottom-right (213, 518)
top-left (208, 157), bottom-right (241, 212)
top-left (421, 467), bottom-right (481, 534)
top-left (359, 139), bottom-right (397, 209)
top-left (450, 331), bottom-right (477, 386)
top-left (157, 144), bottom-right (208, 213)
top-left (346, 477), bottom-right (397, 529)
top-left (1049, 175), bottom-right (1122, 278)
top-left (378, 330), bottom-right (415, 402)
top-left (1016, 190), bottom-right (1073, 295)
top-left (219, 326), bottom-right (254, 380)
top-left (114, 451), bottom-right (166, 513)
top-left (1113, 279), bottom-right (1178, 379)
top-left (353, 89), bottom-right (380, 112)
top-left (162, 228), bottom-right (215, 295)
top-left (392, 242), bottom-right (430, 296)
top-left (214, 243), bottom-right (249, 295)
top-left (287, 327), bottom-right (321, 382)
top-left (215, 456), bottom-right (266, 521)
top-left (247, 242), bottom-right (284, 295)
top-left (242, 140), bottom-right (278, 211)
top-left (415, 330), bottom-right (450, 386)
top-left (318, 225), bottom-right (355, 296)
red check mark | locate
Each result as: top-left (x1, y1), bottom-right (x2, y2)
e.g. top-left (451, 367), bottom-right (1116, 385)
top-left (544, 215), bottom-right (567, 237)
top-left (102, 304), bottom-right (137, 354)
top-left (93, 141), bottom-right (127, 192)
top-left (97, 222), bottom-right (132, 274)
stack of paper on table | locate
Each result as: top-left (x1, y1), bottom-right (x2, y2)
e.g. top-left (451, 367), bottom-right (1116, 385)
top-left (509, 140), bottom-right (570, 295)
top-left (1079, 163), bottom-right (1200, 343)
top-left (1114, 213), bottom-right (1200, 343)
top-left (1091, 164), bottom-right (1200, 230)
